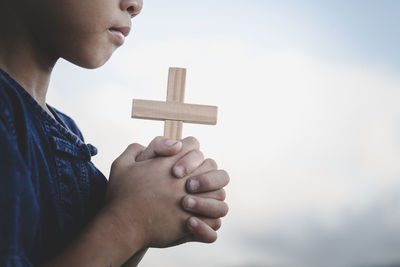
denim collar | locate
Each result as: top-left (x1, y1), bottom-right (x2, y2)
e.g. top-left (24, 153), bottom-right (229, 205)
top-left (0, 67), bottom-right (97, 161)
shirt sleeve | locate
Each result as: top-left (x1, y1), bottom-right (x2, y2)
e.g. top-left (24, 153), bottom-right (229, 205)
top-left (0, 119), bottom-right (39, 266)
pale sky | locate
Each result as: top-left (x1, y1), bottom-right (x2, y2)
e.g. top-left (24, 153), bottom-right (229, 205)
top-left (47, 1), bottom-right (400, 266)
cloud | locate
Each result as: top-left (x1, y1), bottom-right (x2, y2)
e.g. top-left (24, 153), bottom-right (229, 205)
top-left (240, 189), bottom-right (400, 267)
top-left (48, 36), bottom-right (400, 266)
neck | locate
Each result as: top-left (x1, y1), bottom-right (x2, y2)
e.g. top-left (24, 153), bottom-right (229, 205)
top-left (0, 2), bottom-right (58, 110)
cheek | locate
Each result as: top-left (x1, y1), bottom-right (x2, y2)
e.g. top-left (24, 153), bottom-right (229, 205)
top-left (20, 0), bottom-right (119, 69)
top-left (43, 2), bottom-right (118, 68)
top-left (58, 31), bottom-right (117, 69)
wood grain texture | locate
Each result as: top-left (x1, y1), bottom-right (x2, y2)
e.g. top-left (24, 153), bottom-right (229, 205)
top-left (165, 68), bottom-right (186, 140)
top-left (132, 99), bottom-right (218, 125)
top-left (164, 121), bottom-right (182, 140)
top-left (131, 67), bottom-right (218, 141)
top-left (167, 68), bottom-right (186, 102)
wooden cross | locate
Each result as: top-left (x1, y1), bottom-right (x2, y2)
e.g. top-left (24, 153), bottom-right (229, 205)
top-left (131, 67), bottom-right (218, 140)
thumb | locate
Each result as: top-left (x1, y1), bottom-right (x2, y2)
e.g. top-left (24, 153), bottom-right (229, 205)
top-left (116, 143), bottom-right (146, 166)
top-left (136, 136), bottom-right (182, 162)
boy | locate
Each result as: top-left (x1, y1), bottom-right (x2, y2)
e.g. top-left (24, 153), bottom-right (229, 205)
top-left (0, 0), bottom-right (230, 266)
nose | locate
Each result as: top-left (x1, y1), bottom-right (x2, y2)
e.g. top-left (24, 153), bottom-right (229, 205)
top-left (121, 0), bottom-right (143, 18)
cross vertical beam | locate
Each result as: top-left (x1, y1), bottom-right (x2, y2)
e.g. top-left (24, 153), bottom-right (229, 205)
top-left (164, 68), bottom-right (186, 140)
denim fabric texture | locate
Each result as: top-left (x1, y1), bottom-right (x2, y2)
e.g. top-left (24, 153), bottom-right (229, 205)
top-left (0, 67), bottom-right (108, 266)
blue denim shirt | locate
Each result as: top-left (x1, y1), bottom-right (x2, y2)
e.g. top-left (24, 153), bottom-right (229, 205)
top-left (0, 68), bottom-right (108, 266)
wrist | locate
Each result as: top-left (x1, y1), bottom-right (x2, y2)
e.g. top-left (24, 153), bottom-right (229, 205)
top-left (43, 203), bottom-right (146, 267)
top-left (100, 203), bottom-right (147, 259)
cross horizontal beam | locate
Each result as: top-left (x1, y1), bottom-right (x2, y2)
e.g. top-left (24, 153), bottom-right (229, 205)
top-left (132, 99), bottom-right (218, 125)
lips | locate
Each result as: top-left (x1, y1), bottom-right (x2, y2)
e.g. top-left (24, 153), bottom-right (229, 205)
top-left (108, 26), bottom-right (131, 46)
top-left (109, 26), bottom-right (131, 37)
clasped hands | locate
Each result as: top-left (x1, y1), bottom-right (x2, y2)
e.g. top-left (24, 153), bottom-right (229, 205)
top-left (107, 136), bottom-right (230, 253)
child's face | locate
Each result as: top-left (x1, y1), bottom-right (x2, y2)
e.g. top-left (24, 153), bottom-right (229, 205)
top-left (22, 0), bottom-right (143, 69)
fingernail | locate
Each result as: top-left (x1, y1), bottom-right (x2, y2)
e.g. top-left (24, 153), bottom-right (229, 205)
top-left (188, 217), bottom-right (199, 229)
top-left (165, 140), bottom-right (179, 147)
top-left (187, 179), bottom-right (200, 192)
top-left (185, 197), bottom-right (196, 209)
top-left (174, 165), bottom-right (186, 178)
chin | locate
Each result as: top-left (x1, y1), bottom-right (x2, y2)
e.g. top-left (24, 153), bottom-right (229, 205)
top-left (63, 45), bottom-right (116, 69)
top-left (69, 54), bottom-right (113, 69)
top-left (77, 57), bottom-right (111, 69)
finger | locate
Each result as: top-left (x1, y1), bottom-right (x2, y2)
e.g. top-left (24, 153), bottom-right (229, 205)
top-left (186, 169), bottom-right (230, 193)
top-left (169, 136), bottom-right (201, 178)
top-left (180, 158), bottom-right (218, 181)
top-left (115, 143), bottom-right (145, 166)
top-left (182, 195), bottom-right (229, 218)
top-left (196, 217), bottom-right (222, 231)
top-left (172, 136), bottom-right (200, 160)
top-left (172, 149), bottom-right (204, 178)
top-left (136, 136), bottom-right (182, 162)
top-left (169, 217), bottom-right (221, 246)
top-left (194, 189), bottom-right (226, 201)
top-left (187, 217), bottom-right (218, 243)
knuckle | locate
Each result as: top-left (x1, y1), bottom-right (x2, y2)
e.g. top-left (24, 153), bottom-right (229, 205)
top-left (205, 158), bottom-right (218, 170)
top-left (154, 136), bottom-right (165, 143)
top-left (213, 218), bottom-right (222, 231)
top-left (208, 232), bottom-right (218, 243)
top-left (220, 169), bottom-right (230, 182)
top-left (195, 149), bottom-right (205, 160)
top-left (200, 230), bottom-right (217, 244)
top-left (127, 143), bottom-right (142, 151)
top-left (185, 136), bottom-right (200, 149)
top-left (218, 169), bottom-right (230, 187)
top-left (220, 203), bottom-right (229, 217)
top-left (218, 189), bottom-right (226, 201)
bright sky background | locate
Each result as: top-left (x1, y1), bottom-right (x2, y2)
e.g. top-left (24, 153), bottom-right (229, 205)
top-left (48, 1), bottom-right (400, 266)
